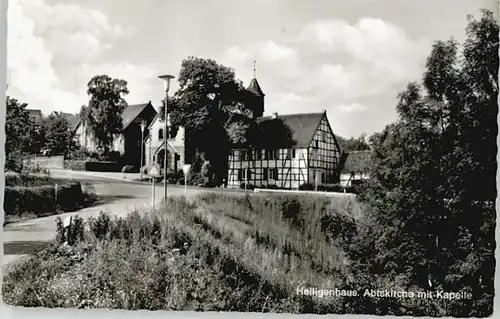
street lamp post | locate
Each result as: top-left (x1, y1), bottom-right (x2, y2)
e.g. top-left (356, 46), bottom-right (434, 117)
top-left (158, 74), bottom-right (175, 204)
top-left (139, 119), bottom-right (147, 181)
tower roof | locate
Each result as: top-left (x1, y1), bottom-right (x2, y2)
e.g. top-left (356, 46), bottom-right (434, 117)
top-left (247, 78), bottom-right (265, 97)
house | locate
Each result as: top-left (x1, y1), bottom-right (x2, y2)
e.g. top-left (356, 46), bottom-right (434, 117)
top-left (144, 112), bottom-right (185, 175)
top-left (227, 77), bottom-right (343, 189)
top-left (339, 150), bottom-right (373, 187)
top-left (26, 109), bottom-right (43, 124)
top-left (56, 111), bottom-right (80, 131)
top-left (74, 101), bottom-right (157, 167)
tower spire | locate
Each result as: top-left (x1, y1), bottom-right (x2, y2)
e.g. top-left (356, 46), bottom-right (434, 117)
top-left (253, 60), bottom-right (256, 78)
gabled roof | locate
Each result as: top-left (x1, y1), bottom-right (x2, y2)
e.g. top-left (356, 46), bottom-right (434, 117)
top-left (73, 102), bottom-right (157, 132)
top-left (247, 78), bottom-right (265, 97)
top-left (340, 150), bottom-right (373, 173)
top-left (57, 112), bottom-right (80, 131)
top-left (121, 102), bottom-right (156, 130)
top-left (256, 112), bottom-right (325, 148)
top-left (26, 109), bottom-right (42, 122)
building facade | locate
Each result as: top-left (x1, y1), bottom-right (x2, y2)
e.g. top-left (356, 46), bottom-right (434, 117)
top-left (144, 113), bottom-right (186, 175)
top-left (74, 102), bottom-right (157, 167)
top-left (226, 77), bottom-right (343, 189)
top-left (227, 111), bottom-right (342, 189)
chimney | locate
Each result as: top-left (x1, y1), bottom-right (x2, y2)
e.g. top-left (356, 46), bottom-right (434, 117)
top-left (271, 112), bottom-right (278, 119)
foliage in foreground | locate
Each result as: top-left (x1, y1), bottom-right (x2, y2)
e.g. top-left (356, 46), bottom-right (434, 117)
top-left (2, 192), bottom-right (486, 316)
top-left (355, 10), bottom-right (497, 317)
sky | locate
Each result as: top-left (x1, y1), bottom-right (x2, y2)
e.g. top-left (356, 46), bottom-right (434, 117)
top-left (6, 0), bottom-right (498, 138)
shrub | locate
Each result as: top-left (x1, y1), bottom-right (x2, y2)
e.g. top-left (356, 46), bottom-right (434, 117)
top-left (240, 182), bottom-right (255, 190)
top-left (64, 160), bottom-right (86, 171)
top-left (299, 183), bottom-right (314, 190)
top-left (56, 182), bottom-right (83, 211)
top-left (320, 212), bottom-right (357, 247)
top-left (86, 161), bottom-right (121, 172)
top-left (64, 160), bottom-right (122, 172)
top-left (281, 198), bottom-right (304, 228)
top-left (107, 151), bottom-right (122, 163)
top-left (121, 165), bottom-right (137, 173)
top-left (4, 182), bottom-right (83, 217)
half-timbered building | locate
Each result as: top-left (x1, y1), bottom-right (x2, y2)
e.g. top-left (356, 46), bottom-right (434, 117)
top-left (227, 77), bottom-right (343, 189)
top-left (339, 150), bottom-right (373, 187)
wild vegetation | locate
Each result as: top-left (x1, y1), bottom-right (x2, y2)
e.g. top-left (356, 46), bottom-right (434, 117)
top-left (3, 194), bottom-right (363, 313)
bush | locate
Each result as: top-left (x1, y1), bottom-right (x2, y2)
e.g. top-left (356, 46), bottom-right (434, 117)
top-left (64, 160), bottom-right (122, 172)
top-left (320, 213), bottom-right (357, 246)
top-left (86, 161), bottom-right (121, 172)
top-left (64, 160), bottom-right (86, 171)
top-left (107, 151), bottom-right (122, 163)
top-left (281, 198), bottom-right (304, 228)
top-left (299, 183), bottom-right (314, 190)
top-left (121, 165), bottom-right (137, 173)
top-left (240, 182), bottom-right (255, 190)
top-left (56, 182), bottom-right (83, 211)
top-left (4, 182), bottom-right (83, 217)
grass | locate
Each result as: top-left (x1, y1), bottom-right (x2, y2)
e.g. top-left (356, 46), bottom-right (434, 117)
top-left (2, 192), bottom-right (393, 313)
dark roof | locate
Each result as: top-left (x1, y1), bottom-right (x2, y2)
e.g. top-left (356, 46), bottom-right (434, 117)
top-left (73, 102), bottom-right (157, 132)
top-left (26, 109), bottom-right (42, 120)
top-left (256, 112), bottom-right (325, 148)
top-left (57, 112), bottom-right (80, 130)
top-left (121, 102), bottom-right (156, 130)
top-left (340, 150), bottom-right (373, 173)
top-left (247, 78), bottom-right (265, 97)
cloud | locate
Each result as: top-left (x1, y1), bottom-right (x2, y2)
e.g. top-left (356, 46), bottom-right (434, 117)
top-left (7, 0), bottom-right (139, 115)
top-left (76, 62), bottom-right (160, 106)
top-left (220, 17), bottom-right (430, 136)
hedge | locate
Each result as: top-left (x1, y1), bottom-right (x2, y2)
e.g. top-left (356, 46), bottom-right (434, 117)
top-left (64, 160), bottom-right (122, 172)
top-left (4, 182), bottom-right (83, 216)
top-left (299, 182), bottom-right (366, 194)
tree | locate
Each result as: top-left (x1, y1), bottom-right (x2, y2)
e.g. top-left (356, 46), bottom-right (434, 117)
top-left (170, 57), bottom-right (250, 184)
top-left (352, 10), bottom-right (497, 316)
top-left (80, 75), bottom-right (129, 155)
top-left (336, 134), bottom-right (370, 152)
top-left (5, 97), bottom-right (32, 172)
top-left (44, 112), bottom-right (79, 157)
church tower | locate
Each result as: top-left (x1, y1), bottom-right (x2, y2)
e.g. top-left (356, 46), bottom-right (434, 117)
top-left (245, 60), bottom-right (265, 119)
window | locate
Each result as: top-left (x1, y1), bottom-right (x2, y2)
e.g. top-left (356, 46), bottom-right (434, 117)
top-left (266, 149), bottom-right (273, 160)
top-left (158, 128), bottom-right (164, 140)
top-left (246, 169), bottom-right (252, 180)
top-left (270, 168), bottom-right (279, 180)
top-left (256, 149), bottom-right (261, 160)
top-left (153, 156), bottom-right (156, 162)
top-left (241, 150), bottom-right (247, 161)
top-left (321, 131), bottom-right (326, 142)
top-left (263, 168), bottom-right (269, 180)
top-left (248, 149), bottom-right (253, 161)
top-left (286, 149), bottom-right (292, 159)
top-left (238, 169), bottom-right (243, 181)
top-left (292, 149), bottom-right (296, 158)
top-left (314, 140), bottom-right (319, 148)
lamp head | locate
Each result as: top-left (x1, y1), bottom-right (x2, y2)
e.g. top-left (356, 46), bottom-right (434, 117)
top-left (140, 119), bottom-right (147, 132)
top-left (158, 74), bottom-right (175, 92)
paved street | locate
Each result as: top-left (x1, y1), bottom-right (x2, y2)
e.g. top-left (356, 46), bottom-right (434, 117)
top-left (2, 170), bottom-right (232, 268)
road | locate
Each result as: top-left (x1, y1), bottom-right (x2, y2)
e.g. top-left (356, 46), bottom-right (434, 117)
top-left (2, 170), bottom-right (241, 268)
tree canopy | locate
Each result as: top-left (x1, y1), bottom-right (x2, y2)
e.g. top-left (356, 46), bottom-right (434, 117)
top-left (352, 10), bottom-right (497, 316)
top-left (44, 112), bottom-right (79, 157)
top-left (5, 97), bottom-right (32, 172)
top-left (80, 75), bottom-right (129, 154)
top-left (170, 57), bottom-right (252, 184)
